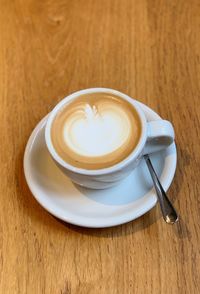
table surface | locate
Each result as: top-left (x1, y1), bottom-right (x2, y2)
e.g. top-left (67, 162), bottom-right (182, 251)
top-left (0, 1), bottom-right (200, 293)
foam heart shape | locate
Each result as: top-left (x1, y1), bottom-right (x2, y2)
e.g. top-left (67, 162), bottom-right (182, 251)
top-left (63, 104), bottom-right (131, 157)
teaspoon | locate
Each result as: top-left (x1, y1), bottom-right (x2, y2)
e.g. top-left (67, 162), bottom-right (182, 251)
top-left (144, 154), bottom-right (178, 224)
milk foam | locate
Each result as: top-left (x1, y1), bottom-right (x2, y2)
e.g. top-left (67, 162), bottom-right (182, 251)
top-left (62, 103), bottom-right (131, 157)
top-left (51, 92), bottom-right (141, 169)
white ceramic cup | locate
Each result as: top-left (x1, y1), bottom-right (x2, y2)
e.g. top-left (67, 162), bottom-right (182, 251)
top-left (45, 88), bottom-right (174, 189)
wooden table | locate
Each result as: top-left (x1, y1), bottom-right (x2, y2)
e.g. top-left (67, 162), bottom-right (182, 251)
top-left (0, 1), bottom-right (199, 293)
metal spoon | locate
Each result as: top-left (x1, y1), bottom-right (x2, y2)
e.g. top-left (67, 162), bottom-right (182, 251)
top-left (144, 154), bottom-right (178, 224)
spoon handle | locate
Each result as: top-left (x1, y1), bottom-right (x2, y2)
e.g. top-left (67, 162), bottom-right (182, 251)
top-left (144, 154), bottom-right (178, 224)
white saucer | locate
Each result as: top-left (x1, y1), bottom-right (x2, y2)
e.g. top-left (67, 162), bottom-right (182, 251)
top-left (24, 102), bottom-right (177, 228)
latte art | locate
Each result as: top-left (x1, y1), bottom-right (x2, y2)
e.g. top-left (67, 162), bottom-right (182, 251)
top-left (51, 93), bottom-right (141, 169)
top-left (63, 103), bottom-right (131, 157)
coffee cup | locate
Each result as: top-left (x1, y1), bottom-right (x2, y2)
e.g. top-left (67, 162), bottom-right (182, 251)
top-left (45, 88), bottom-right (174, 189)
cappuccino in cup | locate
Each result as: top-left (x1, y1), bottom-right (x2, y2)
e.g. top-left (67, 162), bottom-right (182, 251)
top-left (51, 92), bottom-right (141, 169)
top-left (45, 88), bottom-right (174, 189)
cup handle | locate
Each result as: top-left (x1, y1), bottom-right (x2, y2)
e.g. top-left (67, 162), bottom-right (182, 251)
top-left (143, 120), bottom-right (175, 154)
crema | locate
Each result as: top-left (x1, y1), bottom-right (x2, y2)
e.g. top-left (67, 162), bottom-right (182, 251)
top-left (51, 92), bottom-right (141, 169)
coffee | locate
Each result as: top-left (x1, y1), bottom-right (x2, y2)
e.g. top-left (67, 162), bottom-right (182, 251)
top-left (51, 92), bottom-right (141, 169)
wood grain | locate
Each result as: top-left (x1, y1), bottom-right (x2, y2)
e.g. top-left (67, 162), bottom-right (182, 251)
top-left (0, 0), bottom-right (200, 293)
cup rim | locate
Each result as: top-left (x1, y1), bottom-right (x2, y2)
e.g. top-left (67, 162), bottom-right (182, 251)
top-left (45, 88), bottom-right (147, 175)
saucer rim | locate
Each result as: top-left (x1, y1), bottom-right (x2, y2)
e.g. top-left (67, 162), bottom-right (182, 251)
top-left (23, 102), bottom-right (177, 228)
